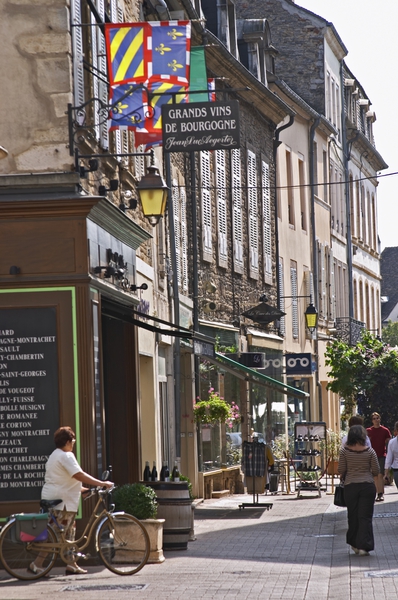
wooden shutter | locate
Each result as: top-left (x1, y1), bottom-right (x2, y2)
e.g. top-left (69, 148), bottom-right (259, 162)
top-left (172, 179), bottom-right (181, 286)
top-left (200, 151), bottom-right (213, 261)
top-left (262, 160), bottom-right (272, 281)
top-left (291, 264), bottom-right (298, 339)
top-left (134, 143), bottom-right (146, 178)
top-left (318, 242), bottom-right (326, 319)
top-left (95, 0), bottom-right (108, 149)
top-left (247, 150), bottom-right (259, 278)
top-left (71, 0), bottom-right (85, 107)
top-left (180, 186), bottom-right (188, 292)
top-left (215, 150), bottom-right (228, 267)
top-left (231, 149), bottom-right (243, 273)
top-left (279, 258), bottom-right (285, 336)
top-left (328, 247), bottom-right (336, 321)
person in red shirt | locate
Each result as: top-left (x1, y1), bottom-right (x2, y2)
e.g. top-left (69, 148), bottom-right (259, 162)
top-left (366, 412), bottom-right (391, 501)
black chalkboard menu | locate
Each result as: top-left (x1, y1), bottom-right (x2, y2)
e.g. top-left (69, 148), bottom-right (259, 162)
top-left (0, 307), bottom-right (60, 502)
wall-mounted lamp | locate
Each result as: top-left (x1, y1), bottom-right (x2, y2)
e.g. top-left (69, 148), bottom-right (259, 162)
top-left (280, 295), bottom-right (318, 333)
top-left (119, 190), bottom-right (138, 213)
top-left (130, 283), bottom-right (149, 292)
top-left (9, 266), bottom-right (21, 275)
top-left (99, 179), bottom-right (119, 197)
top-left (137, 165), bottom-right (168, 227)
top-left (94, 265), bottom-right (116, 278)
top-left (304, 303), bottom-right (318, 333)
top-left (259, 293), bottom-right (268, 302)
top-left (79, 158), bottom-right (99, 178)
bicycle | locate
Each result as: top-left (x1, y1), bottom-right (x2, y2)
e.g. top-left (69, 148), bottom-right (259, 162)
top-left (0, 485), bottom-right (150, 580)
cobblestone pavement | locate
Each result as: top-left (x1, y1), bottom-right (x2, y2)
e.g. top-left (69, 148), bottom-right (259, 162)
top-left (2, 482), bottom-right (398, 599)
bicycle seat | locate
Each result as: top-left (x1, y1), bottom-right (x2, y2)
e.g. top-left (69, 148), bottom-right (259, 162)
top-left (40, 499), bottom-right (63, 511)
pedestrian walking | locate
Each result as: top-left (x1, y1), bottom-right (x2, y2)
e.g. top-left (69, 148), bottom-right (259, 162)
top-left (341, 415), bottom-right (371, 447)
top-left (384, 421), bottom-right (398, 488)
top-left (338, 425), bottom-right (379, 556)
top-left (366, 412), bottom-right (391, 501)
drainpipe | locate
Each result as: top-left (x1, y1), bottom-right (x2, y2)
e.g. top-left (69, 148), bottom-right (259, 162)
top-left (273, 114), bottom-right (294, 451)
top-left (273, 115), bottom-right (295, 313)
top-left (309, 116), bottom-right (322, 422)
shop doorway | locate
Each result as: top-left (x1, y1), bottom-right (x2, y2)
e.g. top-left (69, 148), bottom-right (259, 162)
top-left (101, 303), bottom-right (140, 484)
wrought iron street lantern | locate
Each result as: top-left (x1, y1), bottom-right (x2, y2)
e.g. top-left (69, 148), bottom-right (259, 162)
top-left (137, 165), bottom-right (168, 226)
top-left (304, 303), bottom-right (318, 333)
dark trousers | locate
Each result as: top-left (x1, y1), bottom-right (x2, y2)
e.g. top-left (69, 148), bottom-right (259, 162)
top-left (344, 482), bottom-right (376, 551)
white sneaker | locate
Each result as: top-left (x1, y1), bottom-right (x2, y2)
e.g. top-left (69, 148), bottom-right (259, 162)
top-left (358, 550), bottom-right (369, 556)
top-left (351, 546), bottom-right (359, 554)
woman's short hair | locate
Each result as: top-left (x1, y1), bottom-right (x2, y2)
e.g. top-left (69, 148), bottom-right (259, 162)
top-left (348, 415), bottom-right (363, 427)
top-left (54, 426), bottom-right (75, 448)
top-left (347, 425), bottom-right (367, 446)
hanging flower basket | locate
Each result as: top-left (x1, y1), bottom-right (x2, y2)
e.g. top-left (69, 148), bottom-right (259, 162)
top-left (193, 389), bottom-right (233, 425)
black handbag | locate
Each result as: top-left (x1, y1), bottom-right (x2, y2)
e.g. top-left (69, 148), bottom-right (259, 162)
top-left (334, 483), bottom-right (346, 507)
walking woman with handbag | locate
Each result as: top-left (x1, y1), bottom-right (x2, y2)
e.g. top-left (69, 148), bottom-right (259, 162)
top-left (338, 425), bottom-right (379, 556)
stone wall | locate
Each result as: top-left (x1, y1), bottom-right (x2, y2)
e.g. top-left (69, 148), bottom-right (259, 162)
top-left (0, 0), bottom-right (73, 174)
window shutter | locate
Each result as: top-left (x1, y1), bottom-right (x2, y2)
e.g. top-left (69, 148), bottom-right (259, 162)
top-left (96, 0), bottom-right (108, 149)
top-left (291, 265), bottom-right (298, 339)
top-left (180, 186), bottom-right (188, 292)
top-left (318, 242), bottom-right (326, 318)
top-left (279, 258), bottom-right (285, 336)
top-left (172, 179), bottom-right (181, 286)
top-left (231, 149), bottom-right (243, 272)
top-left (134, 143), bottom-right (146, 178)
top-left (90, 7), bottom-right (100, 140)
top-left (328, 247), bottom-right (336, 321)
top-left (304, 270), bottom-right (314, 304)
top-left (262, 160), bottom-right (272, 280)
top-left (110, 0), bottom-right (122, 157)
top-left (247, 150), bottom-right (259, 277)
top-left (71, 0), bottom-right (85, 107)
top-left (215, 150), bottom-right (228, 267)
top-left (200, 151), bottom-right (213, 261)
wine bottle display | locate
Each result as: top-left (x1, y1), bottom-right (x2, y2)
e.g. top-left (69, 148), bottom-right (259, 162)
top-left (151, 461), bottom-right (158, 482)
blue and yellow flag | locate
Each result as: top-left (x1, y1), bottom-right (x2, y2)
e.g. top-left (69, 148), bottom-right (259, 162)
top-left (108, 84), bottom-right (149, 130)
top-left (105, 21), bottom-right (191, 87)
top-left (149, 22), bottom-right (191, 85)
top-left (105, 23), bottom-right (149, 86)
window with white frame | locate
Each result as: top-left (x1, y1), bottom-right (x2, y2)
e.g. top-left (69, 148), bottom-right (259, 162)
top-left (298, 157), bottom-right (307, 231)
top-left (318, 242), bottom-right (327, 319)
top-left (231, 149), bottom-right (244, 273)
top-left (327, 247), bottom-right (336, 322)
top-left (261, 159), bottom-right (272, 282)
top-left (247, 149), bottom-right (259, 278)
top-left (286, 149), bottom-right (295, 226)
top-left (215, 150), bottom-right (228, 268)
top-left (200, 150), bottom-right (213, 262)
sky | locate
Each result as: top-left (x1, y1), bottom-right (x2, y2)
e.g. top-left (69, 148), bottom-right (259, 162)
top-left (293, 0), bottom-right (398, 250)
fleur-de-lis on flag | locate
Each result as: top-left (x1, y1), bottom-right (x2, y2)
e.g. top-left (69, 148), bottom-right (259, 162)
top-left (168, 60), bottom-right (183, 72)
top-left (155, 43), bottom-right (171, 55)
top-left (114, 101), bottom-right (129, 114)
top-left (167, 28), bottom-right (183, 40)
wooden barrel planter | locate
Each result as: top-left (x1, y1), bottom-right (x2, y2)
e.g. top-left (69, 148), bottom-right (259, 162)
top-left (144, 482), bottom-right (192, 550)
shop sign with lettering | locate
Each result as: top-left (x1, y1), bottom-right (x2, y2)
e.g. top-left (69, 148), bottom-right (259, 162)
top-left (162, 100), bottom-right (240, 153)
top-left (0, 308), bottom-right (59, 501)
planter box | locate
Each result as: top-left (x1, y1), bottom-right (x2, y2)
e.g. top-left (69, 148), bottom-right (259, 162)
top-left (142, 519), bottom-right (165, 563)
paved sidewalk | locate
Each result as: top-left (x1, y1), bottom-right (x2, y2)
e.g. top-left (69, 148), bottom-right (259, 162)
top-left (2, 482), bottom-right (398, 599)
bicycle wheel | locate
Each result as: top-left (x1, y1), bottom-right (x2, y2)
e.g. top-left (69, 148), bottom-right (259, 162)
top-left (0, 519), bottom-right (58, 580)
top-left (97, 513), bottom-right (150, 575)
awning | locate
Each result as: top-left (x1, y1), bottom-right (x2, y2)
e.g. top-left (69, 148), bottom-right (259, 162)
top-left (200, 351), bottom-right (308, 399)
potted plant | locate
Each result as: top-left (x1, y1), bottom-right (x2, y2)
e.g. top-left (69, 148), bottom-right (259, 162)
top-left (319, 429), bottom-right (345, 476)
top-left (193, 388), bottom-right (232, 424)
top-left (112, 483), bottom-right (165, 563)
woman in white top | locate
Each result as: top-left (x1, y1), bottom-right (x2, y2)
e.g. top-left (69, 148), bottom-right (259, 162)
top-left (30, 426), bottom-right (113, 576)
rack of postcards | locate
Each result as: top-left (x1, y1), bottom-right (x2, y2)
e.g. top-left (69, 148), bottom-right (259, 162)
top-left (294, 422), bottom-right (326, 498)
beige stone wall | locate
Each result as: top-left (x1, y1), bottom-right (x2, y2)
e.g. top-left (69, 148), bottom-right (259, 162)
top-left (0, 0), bottom-right (73, 174)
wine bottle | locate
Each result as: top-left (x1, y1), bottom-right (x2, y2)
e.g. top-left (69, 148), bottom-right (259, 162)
top-left (143, 461), bottom-right (151, 481)
top-left (151, 461), bottom-right (158, 482)
top-left (172, 461), bottom-right (180, 482)
top-left (164, 463), bottom-right (170, 482)
top-left (160, 461), bottom-right (168, 481)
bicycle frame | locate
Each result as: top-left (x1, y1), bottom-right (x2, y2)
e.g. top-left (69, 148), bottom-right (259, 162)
top-left (29, 491), bottom-right (118, 561)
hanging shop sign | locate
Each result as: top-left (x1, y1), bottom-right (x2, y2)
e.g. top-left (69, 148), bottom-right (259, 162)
top-left (162, 100), bottom-right (240, 153)
top-left (285, 353), bottom-right (312, 375)
top-left (0, 308), bottom-right (59, 502)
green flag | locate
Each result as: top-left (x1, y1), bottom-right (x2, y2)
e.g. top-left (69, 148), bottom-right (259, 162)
top-left (189, 46), bottom-right (208, 102)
